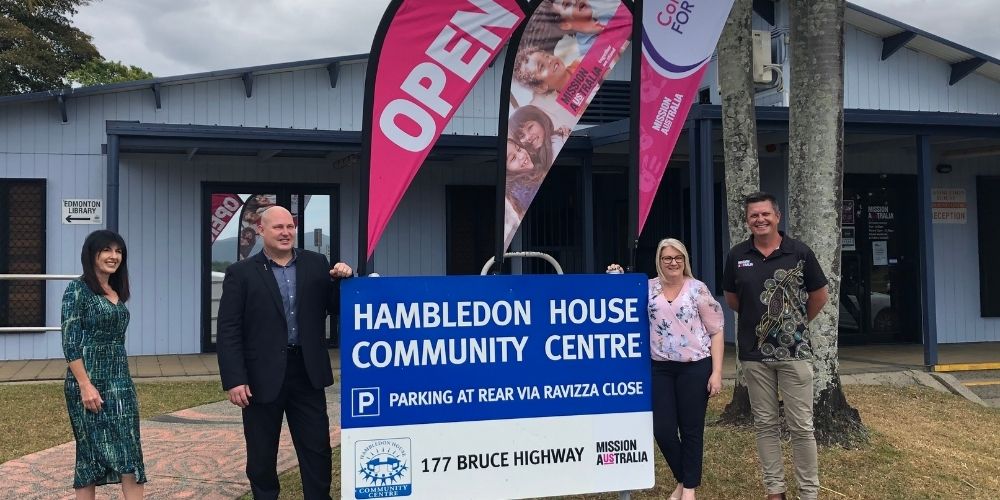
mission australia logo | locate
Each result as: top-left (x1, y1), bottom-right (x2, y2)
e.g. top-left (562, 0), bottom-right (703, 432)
top-left (595, 439), bottom-right (648, 465)
top-left (355, 438), bottom-right (412, 499)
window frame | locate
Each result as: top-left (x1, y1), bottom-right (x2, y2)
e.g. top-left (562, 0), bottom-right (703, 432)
top-left (0, 178), bottom-right (47, 329)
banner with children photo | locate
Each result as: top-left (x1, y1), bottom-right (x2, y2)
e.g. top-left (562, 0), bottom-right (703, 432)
top-left (499, 0), bottom-right (632, 252)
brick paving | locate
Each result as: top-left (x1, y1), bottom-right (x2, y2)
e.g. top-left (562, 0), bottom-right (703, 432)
top-left (0, 388), bottom-right (342, 499)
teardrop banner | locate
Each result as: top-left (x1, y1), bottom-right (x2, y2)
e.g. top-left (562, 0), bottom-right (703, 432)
top-left (209, 193), bottom-right (243, 244)
top-left (635, 0), bottom-right (735, 235)
top-left (359, 0), bottom-right (530, 273)
top-left (496, 0), bottom-right (634, 261)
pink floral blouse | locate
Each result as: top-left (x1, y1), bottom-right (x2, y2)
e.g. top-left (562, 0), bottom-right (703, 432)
top-left (648, 278), bottom-right (724, 362)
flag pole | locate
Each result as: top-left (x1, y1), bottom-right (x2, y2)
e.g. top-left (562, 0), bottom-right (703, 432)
top-left (627, 0), bottom-right (643, 272)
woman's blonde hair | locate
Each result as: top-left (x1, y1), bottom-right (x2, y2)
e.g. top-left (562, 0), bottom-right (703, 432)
top-left (655, 238), bottom-right (694, 280)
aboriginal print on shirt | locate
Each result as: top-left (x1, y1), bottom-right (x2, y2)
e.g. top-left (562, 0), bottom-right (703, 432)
top-left (755, 260), bottom-right (812, 361)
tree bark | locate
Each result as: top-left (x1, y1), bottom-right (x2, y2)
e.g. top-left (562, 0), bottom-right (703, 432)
top-left (715, 0), bottom-right (760, 427)
top-left (786, 0), bottom-right (868, 448)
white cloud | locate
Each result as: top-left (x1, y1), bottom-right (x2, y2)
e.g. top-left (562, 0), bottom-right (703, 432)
top-left (72, 0), bottom-right (998, 78)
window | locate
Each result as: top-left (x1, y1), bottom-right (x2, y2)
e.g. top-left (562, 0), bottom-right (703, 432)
top-left (978, 176), bottom-right (1000, 317)
top-left (0, 180), bottom-right (46, 328)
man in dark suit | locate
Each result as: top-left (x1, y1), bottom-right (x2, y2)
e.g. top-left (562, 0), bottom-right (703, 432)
top-left (217, 206), bottom-right (352, 500)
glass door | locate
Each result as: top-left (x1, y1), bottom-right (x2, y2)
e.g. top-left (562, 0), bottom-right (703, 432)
top-left (839, 175), bottom-right (919, 344)
top-left (293, 192), bottom-right (340, 347)
top-left (202, 184), bottom-right (339, 351)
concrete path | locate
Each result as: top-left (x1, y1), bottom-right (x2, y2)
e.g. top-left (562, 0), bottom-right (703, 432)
top-left (0, 387), bottom-right (342, 500)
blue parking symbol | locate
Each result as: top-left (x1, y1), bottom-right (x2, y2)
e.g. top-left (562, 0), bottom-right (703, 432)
top-left (352, 387), bottom-right (380, 417)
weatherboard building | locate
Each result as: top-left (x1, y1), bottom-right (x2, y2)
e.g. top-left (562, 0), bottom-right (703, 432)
top-left (0, 2), bottom-right (998, 366)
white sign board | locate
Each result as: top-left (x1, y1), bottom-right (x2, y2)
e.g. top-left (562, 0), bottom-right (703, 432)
top-left (340, 275), bottom-right (655, 500)
top-left (62, 199), bottom-right (103, 225)
top-left (932, 188), bottom-right (966, 224)
top-left (841, 226), bottom-right (856, 252)
top-left (872, 240), bottom-right (888, 266)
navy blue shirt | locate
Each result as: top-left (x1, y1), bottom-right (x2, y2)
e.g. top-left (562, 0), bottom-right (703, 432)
top-left (266, 250), bottom-right (299, 345)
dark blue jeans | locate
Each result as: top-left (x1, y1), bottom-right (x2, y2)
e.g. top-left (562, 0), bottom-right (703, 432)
top-left (651, 357), bottom-right (713, 489)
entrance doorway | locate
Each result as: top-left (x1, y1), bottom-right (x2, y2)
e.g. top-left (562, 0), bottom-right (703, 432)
top-left (839, 174), bottom-right (920, 344)
top-left (201, 183), bottom-right (340, 352)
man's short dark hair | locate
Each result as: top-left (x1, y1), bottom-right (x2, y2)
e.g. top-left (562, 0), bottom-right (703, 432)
top-left (744, 191), bottom-right (780, 216)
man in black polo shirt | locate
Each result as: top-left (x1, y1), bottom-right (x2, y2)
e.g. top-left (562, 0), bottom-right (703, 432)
top-left (722, 191), bottom-right (828, 500)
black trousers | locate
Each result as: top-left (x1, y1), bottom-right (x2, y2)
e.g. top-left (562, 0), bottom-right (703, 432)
top-left (242, 350), bottom-right (332, 500)
top-left (651, 357), bottom-right (712, 489)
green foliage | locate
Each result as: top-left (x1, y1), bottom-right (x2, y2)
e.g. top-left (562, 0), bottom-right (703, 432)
top-left (211, 261), bottom-right (233, 273)
top-left (0, 0), bottom-right (100, 95)
top-left (67, 58), bottom-right (153, 86)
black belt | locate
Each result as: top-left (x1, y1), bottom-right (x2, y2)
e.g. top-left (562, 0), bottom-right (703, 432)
top-left (286, 344), bottom-right (301, 354)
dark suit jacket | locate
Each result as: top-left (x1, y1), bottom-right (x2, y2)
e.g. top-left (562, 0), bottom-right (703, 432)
top-left (216, 250), bottom-right (339, 403)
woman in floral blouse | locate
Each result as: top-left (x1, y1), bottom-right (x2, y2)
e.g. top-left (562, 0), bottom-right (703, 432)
top-left (642, 238), bottom-right (725, 500)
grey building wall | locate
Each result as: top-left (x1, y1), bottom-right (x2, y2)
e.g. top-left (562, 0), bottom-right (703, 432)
top-left (2, 15), bottom-right (999, 358)
top-left (0, 55), bottom-right (504, 360)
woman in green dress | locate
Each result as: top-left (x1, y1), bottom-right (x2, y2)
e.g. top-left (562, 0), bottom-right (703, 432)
top-left (62, 230), bottom-right (146, 499)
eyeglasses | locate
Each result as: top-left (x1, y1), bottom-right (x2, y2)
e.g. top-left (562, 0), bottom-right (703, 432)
top-left (659, 256), bottom-right (685, 264)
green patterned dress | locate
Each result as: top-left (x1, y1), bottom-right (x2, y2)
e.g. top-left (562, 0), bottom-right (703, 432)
top-left (61, 279), bottom-right (146, 488)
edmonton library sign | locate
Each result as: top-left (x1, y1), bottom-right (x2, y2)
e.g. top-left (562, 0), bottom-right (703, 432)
top-left (340, 274), bottom-right (655, 500)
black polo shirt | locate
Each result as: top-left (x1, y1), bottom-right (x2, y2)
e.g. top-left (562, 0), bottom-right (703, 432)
top-left (722, 232), bottom-right (827, 362)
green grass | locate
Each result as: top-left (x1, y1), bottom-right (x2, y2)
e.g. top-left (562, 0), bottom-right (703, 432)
top-left (0, 380), bottom-right (225, 464)
top-left (265, 385), bottom-right (1000, 500)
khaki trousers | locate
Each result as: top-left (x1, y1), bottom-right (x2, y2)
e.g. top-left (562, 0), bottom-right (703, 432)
top-left (743, 360), bottom-right (819, 500)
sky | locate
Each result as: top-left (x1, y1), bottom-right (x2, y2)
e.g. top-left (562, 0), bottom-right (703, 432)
top-left (73, 0), bottom-right (999, 79)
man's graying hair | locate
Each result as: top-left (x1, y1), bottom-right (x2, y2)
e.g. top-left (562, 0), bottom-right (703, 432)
top-left (743, 191), bottom-right (780, 216)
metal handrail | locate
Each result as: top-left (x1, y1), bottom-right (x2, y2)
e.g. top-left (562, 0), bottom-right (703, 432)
top-left (480, 251), bottom-right (564, 275)
top-left (0, 274), bottom-right (79, 333)
top-left (0, 274), bottom-right (79, 280)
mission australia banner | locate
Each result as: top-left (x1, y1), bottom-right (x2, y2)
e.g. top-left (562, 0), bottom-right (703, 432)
top-left (362, 0), bottom-right (527, 262)
top-left (636, 0), bottom-right (733, 234)
top-left (500, 0), bottom-right (632, 252)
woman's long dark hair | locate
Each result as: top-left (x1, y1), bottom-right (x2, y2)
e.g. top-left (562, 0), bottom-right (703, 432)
top-left (80, 230), bottom-right (130, 302)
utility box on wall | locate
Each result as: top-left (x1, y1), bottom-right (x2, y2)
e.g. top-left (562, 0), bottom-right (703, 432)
top-left (752, 30), bottom-right (773, 83)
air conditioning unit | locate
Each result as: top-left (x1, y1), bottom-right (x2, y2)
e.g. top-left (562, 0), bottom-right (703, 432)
top-left (752, 30), bottom-right (773, 83)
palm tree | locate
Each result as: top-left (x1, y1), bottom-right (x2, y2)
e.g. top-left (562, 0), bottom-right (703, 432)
top-left (716, 0), bottom-right (760, 426)
top-left (786, 0), bottom-right (867, 447)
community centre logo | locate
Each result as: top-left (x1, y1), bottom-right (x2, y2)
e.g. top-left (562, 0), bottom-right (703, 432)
top-left (355, 438), bottom-right (412, 499)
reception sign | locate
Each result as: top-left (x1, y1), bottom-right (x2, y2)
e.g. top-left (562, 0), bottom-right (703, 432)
top-left (340, 274), bottom-right (654, 499)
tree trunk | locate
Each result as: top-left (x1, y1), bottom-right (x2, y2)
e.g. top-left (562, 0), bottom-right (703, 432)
top-left (786, 0), bottom-right (868, 448)
top-left (715, 0), bottom-right (760, 427)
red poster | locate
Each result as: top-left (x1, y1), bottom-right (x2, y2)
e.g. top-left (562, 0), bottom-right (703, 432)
top-left (209, 193), bottom-right (243, 244)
